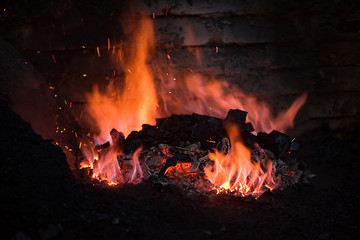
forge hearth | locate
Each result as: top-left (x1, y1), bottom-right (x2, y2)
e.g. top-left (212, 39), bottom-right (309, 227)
top-left (48, 15), bottom-right (309, 198)
top-left (79, 109), bottom-right (315, 199)
top-left (1, 100), bottom-right (360, 239)
top-left (1, 0), bottom-right (360, 239)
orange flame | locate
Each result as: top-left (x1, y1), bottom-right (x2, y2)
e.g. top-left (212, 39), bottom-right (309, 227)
top-left (85, 17), bottom-right (158, 143)
top-left (80, 18), bottom-right (157, 185)
top-left (158, 73), bottom-right (307, 133)
top-left (205, 125), bottom-right (279, 198)
top-left (80, 142), bottom-right (143, 185)
top-left (130, 147), bottom-right (143, 183)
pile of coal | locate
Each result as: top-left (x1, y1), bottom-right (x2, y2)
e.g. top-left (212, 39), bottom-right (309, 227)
top-left (86, 109), bottom-right (315, 191)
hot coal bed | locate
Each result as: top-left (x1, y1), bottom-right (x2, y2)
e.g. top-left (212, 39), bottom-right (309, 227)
top-left (1, 0), bottom-right (360, 240)
top-left (79, 109), bottom-right (314, 198)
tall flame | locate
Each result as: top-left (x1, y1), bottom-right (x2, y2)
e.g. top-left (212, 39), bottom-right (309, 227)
top-left (85, 18), bottom-right (158, 143)
top-left (80, 18), bottom-right (157, 184)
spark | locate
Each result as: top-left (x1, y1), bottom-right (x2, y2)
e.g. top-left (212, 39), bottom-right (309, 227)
top-left (96, 47), bottom-right (101, 57)
top-left (51, 54), bottom-right (56, 63)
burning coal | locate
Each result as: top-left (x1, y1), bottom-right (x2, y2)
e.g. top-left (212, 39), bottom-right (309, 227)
top-left (76, 17), bottom-right (309, 198)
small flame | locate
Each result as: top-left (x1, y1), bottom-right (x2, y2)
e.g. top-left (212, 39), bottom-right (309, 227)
top-left (205, 125), bottom-right (279, 198)
top-left (130, 147), bottom-right (144, 183)
top-left (80, 142), bottom-right (143, 185)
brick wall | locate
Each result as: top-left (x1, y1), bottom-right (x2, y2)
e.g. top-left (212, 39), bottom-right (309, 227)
top-left (1, 0), bottom-right (359, 136)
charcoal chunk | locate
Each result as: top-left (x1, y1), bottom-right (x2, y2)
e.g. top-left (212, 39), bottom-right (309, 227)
top-left (94, 142), bottom-right (110, 152)
top-left (270, 130), bottom-right (291, 158)
top-left (216, 138), bottom-right (231, 154)
top-left (256, 132), bottom-right (276, 153)
top-left (142, 124), bottom-right (157, 137)
top-left (244, 122), bottom-right (255, 132)
top-left (175, 153), bottom-right (192, 163)
top-left (290, 141), bottom-right (300, 152)
top-left (225, 109), bottom-right (247, 125)
top-left (165, 156), bottom-right (178, 167)
top-left (256, 131), bottom-right (292, 158)
top-left (110, 129), bottom-right (125, 151)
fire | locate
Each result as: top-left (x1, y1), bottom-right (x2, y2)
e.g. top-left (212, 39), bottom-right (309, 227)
top-left (84, 17), bottom-right (158, 142)
top-left (78, 16), bottom-right (307, 195)
top-left (158, 73), bottom-right (307, 133)
top-left (205, 125), bottom-right (279, 198)
top-left (80, 140), bottom-right (143, 185)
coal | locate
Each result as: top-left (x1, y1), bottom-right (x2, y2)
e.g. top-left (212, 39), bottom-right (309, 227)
top-left (256, 132), bottom-right (277, 154)
top-left (225, 109), bottom-right (247, 125)
top-left (125, 131), bottom-right (143, 152)
top-left (142, 124), bottom-right (157, 137)
top-left (270, 130), bottom-right (292, 158)
top-left (110, 128), bottom-right (125, 151)
top-left (256, 131), bottom-right (292, 158)
top-left (87, 108), bottom-right (310, 191)
top-left (244, 122), bottom-right (255, 132)
top-left (151, 111), bottom-right (256, 151)
top-left (95, 142), bottom-right (110, 152)
top-left (290, 141), bottom-right (300, 152)
top-left (123, 113), bottom-right (227, 152)
top-left (216, 138), bottom-right (231, 154)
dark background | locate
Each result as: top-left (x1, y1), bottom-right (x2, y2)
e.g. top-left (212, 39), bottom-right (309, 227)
top-left (0, 0), bottom-right (359, 239)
